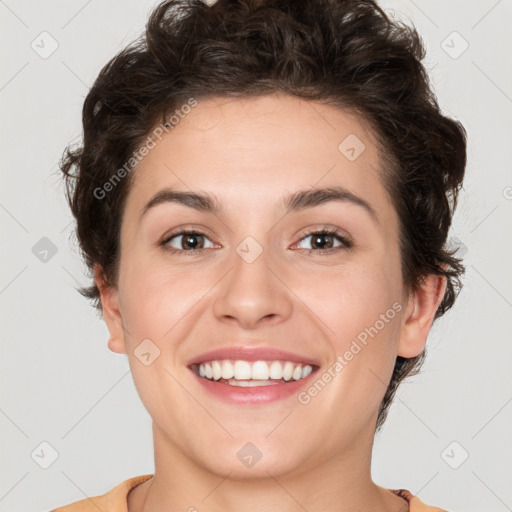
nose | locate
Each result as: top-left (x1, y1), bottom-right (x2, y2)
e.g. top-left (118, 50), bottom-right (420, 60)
top-left (212, 242), bottom-right (293, 330)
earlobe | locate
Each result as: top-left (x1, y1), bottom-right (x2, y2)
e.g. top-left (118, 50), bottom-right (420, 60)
top-left (397, 274), bottom-right (447, 358)
top-left (107, 337), bottom-right (127, 354)
top-left (94, 263), bottom-right (127, 355)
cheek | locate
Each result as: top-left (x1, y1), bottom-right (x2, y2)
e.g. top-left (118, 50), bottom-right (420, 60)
top-left (294, 255), bottom-right (402, 346)
top-left (295, 277), bottom-right (403, 436)
top-left (116, 261), bottom-right (205, 425)
top-left (292, 256), bottom-right (403, 403)
top-left (117, 241), bottom-right (207, 334)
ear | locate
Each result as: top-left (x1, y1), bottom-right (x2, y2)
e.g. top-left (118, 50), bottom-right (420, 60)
top-left (94, 263), bottom-right (127, 354)
top-left (397, 274), bottom-right (447, 358)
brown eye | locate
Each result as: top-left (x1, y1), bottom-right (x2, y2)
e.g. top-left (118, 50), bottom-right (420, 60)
top-left (309, 233), bottom-right (336, 250)
top-left (162, 231), bottom-right (214, 252)
top-left (295, 229), bottom-right (351, 253)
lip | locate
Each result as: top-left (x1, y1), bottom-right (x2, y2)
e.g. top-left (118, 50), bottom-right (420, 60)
top-left (187, 346), bottom-right (320, 367)
top-left (190, 367), bottom-right (319, 404)
top-left (187, 346), bottom-right (320, 405)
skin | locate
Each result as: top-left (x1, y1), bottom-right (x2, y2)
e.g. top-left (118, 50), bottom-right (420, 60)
top-left (95, 93), bottom-right (446, 512)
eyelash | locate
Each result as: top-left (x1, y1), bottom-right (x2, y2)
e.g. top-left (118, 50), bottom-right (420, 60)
top-left (160, 227), bottom-right (352, 256)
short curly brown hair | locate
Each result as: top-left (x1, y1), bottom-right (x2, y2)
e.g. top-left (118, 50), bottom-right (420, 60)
top-left (60, 0), bottom-right (467, 430)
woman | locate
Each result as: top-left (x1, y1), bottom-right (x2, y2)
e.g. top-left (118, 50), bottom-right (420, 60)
top-left (52, 0), bottom-right (467, 510)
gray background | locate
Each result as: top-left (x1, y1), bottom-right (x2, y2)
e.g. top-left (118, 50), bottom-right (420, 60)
top-left (1, 0), bottom-right (511, 511)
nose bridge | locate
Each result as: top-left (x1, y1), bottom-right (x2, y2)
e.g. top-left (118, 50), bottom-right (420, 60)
top-left (212, 233), bottom-right (292, 328)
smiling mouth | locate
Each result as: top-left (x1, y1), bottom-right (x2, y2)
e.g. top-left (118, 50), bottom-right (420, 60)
top-left (190, 359), bottom-right (318, 387)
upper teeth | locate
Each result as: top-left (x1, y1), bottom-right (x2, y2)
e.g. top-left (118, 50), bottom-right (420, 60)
top-left (196, 360), bottom-right (314, 381)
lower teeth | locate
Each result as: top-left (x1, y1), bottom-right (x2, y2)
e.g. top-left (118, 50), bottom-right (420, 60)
top-left (225, 379), bottom-right (281, 387)
top-left (200, 377), bottom-right (287, 387)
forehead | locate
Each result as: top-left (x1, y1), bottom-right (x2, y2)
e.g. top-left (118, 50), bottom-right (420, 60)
top-left (123, 93), bottom-right (394, 224)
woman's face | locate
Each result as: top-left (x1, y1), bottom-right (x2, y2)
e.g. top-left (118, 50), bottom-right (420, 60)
top-left (99, 93), bottom-right (422, 478)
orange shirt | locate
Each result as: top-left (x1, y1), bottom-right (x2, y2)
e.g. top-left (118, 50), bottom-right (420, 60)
top-left (49, 474), bottom-right (448, 511)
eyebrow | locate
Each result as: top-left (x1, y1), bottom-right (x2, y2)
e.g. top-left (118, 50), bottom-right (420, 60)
top-left (140, 185), bottom-right (377, 223)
